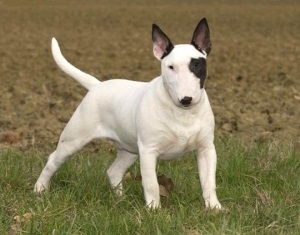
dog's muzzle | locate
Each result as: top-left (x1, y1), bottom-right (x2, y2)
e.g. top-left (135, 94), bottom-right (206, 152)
top-left (179, 96), bottom-right (193, 106)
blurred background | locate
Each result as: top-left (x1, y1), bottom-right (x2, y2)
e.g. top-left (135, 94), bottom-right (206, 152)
top-left (0, 0), bottom-right (299, 149)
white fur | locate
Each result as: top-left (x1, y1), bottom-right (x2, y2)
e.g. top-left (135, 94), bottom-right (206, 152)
top-left (34, 33), bottom-right (222, 210)
top-left (51, 38), bottom-right (100, 90)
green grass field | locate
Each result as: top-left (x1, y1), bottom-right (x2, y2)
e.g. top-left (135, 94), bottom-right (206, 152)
top-left (1, 139), bottom-right (299, 234)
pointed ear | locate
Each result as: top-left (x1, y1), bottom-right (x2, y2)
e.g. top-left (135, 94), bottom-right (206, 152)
top-left (152, 24), bottom-right (174, 60)
top-left (191, 18), bottom-right (212, 55)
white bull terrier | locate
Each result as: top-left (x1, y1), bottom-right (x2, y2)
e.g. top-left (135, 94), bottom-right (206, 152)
top-left (34, 18), bottom-right (222, 210)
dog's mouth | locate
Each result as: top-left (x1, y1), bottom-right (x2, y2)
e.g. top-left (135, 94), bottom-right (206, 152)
top-left (179, 103), bottom-right (193, 109)
top-left (182, 103), bottom-right (191, 107)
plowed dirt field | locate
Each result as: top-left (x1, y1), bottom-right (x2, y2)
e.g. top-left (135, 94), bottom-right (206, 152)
top-left (1, 0), bottom-right (299, 150)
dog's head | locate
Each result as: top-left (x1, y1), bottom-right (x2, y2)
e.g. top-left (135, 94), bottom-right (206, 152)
top-left (152, 18), bottom-right (211, 108)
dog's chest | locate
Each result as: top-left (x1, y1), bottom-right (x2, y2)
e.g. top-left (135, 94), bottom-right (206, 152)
top-left (158, 120), bottom-right (206, 160)
top-left (136, 83), bottom-right (214, 159)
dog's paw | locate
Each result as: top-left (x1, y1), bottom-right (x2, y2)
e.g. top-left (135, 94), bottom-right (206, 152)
top-left (205, 201), bottom-right (223, 211)
top-left (112, 186), bottom-right (123, 197)
top-left (146, 205), bottom-right (161, 210)
top-left (34, 182), bottom-right (49, 193)
top-left (146, 200), bottom-right (161, 210)
top-left (204, 195), bottom-right (223, 211)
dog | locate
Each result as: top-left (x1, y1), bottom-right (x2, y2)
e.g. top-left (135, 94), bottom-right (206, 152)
top-left (34, 18), bottom-right (222, 210)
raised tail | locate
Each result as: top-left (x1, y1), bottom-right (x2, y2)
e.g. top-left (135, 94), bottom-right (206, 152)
top-left (51, 38), bottom-right (100, 90)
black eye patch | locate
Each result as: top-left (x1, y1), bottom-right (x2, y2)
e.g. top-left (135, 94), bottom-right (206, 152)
top-left (189, 58), bottom-right (207, 89)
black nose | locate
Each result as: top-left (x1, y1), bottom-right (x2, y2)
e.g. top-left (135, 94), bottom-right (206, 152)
top-left (180, 96), bottom-right (193, 106)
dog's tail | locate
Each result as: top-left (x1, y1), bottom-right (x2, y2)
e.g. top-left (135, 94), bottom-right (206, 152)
top-left (51, 37), bottom-right (100, 90)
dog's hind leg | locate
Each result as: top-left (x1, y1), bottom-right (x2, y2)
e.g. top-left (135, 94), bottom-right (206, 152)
top-left (34, 149), bottom-right (69, 193)
top-left (107, 150), bottom-right (138, 196)
top-left (34, 105), bottom-right (99, 193)
top-left (34, 138), bottom-right (93, 192)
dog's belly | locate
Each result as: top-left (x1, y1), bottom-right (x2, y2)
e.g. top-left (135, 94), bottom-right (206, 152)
top-left (109, 127), bottom-right (202, 159)
top-left (111, 139), bottom-right (139, 154)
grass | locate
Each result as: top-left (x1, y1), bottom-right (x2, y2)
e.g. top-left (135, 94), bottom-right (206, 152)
top-left (1, 139), bottom-right (300, 234)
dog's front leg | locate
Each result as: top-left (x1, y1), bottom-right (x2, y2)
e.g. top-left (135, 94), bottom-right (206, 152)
top-left (197, 143), bottom-right (222, 210)
top-left (140, 153), bottom-right (160, 208)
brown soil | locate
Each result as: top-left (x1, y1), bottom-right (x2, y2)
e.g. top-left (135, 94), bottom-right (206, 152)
top-left (0, 1), bottom-right (299, 150)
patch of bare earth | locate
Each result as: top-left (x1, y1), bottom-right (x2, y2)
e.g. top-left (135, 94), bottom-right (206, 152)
top-left (0, 1), bottom-right (299, 151)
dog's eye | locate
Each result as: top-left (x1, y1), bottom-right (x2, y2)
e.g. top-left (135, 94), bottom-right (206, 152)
top-left (168, 65), bottom-right (174, 70)
top-left (192, 62), bottom-right (200, 68)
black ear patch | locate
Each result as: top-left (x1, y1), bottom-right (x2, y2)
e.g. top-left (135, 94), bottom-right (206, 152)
top-left (189, 58), bottom-right (207, 89)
